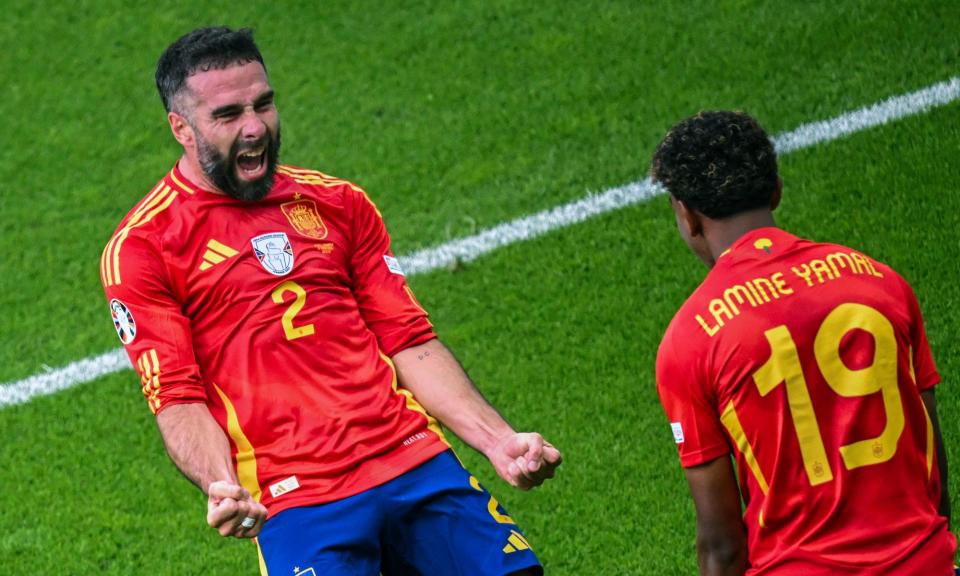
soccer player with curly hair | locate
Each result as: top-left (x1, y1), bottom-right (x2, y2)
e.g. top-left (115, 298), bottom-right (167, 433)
top-left (652, 111), bottom-right (956, 574)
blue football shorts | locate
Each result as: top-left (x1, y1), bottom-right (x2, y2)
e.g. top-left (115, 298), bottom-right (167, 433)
top-left (256, 450), bottom-right (543, 576)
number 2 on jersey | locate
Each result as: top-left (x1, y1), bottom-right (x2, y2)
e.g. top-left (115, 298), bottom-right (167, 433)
top-left (752, 303), bottom-right (903, 486)
top-left (271, 280), bottom-right (316, 340)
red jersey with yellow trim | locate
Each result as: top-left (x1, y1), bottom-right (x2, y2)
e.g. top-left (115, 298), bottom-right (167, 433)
top-left (656, 227), bottom-right (956, 575)
top-left (101, 163), bottom-right (449, 517)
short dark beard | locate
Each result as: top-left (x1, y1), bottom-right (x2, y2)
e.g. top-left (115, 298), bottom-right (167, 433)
top-left (196, 124), bottom-right (281, 202)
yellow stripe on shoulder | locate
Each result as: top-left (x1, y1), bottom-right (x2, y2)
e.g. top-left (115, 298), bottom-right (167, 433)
top-left (133, 181), bottom-right (169, 218)
top-left (168, 169), bottom-right (195, 194)
top-left (277, 164), bottom-right (334, 178)
top-left (104, 185), bottom-right (178, 287)
top-left (358, 189), bottom-right (383, 219)
top-left (102, 181), bottom-right (168, 286)
top-left (276, 166), bottom-right (333, 182)
top-left (277, 165), bottom-right (364, 193)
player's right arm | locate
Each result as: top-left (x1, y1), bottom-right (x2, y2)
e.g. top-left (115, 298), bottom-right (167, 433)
top-left (656, 329), bottom-right (747, 575)
top-left (100, 231), bottom-right (264, 537)
top-left (157, 403), bottom-right (267, 537)
top-left (343, 186), bottom-right (561, 489)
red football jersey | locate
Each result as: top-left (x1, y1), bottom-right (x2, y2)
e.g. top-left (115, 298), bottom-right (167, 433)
top-left (657, 227), bottom-right (956, 574)
top-left (101, 163), bottom-right (449, 517)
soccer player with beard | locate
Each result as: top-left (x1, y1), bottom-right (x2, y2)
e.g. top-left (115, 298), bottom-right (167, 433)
top-left (652, 111), bottom-right (956, 574)
top-left (100, 27), bottom-right (560, 575)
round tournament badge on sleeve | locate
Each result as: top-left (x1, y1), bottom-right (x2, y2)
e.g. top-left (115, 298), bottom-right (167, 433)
top-left (110, 299), bottom-right (137, 344)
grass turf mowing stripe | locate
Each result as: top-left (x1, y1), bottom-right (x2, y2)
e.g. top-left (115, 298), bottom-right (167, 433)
top-left (1, 76), bottom-right (958, 409)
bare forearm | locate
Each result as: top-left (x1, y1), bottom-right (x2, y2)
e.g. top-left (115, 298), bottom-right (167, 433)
top-left (156, 402), bottom-right (236, 494)
top-left (393, 339), bottom-right (562, 489)
top-left (921, 389), bottom-right (951, 527)
top-left (695, 511), bottom-right (748, 575)
top-left (935, 429), bottom-right (951, 528)
top-left (686, 458), bottom-right (749, 576)
top-left (697, 539), bottom-right (748, 576)
top-left (392, 339), bottom-right (514, 456)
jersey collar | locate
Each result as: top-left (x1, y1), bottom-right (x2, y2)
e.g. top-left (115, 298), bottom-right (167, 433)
top-left (717, 227), bottom-right (795, 262)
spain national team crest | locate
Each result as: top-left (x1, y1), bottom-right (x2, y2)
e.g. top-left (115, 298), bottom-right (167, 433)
top-left (251, 232), bottom-right (295, 276)
top-left (281, 199), bottom-right (328, 239)
top-left (110, 299), bottom-right (136, 344)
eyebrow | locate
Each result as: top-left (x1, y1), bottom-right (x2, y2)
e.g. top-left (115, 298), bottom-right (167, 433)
top-left (254, 90), bottom-right (275, 106)
top-left (210, 90), bottom-right (275, 118)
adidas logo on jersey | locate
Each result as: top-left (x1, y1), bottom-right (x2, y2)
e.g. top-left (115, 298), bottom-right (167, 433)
top-left (199, 239), bottom-right (240, 271)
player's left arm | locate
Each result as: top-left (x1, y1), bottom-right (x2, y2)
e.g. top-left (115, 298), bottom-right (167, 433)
top-left (921, 389), bottom-right (951, 527)
top-left (392, 339), bottom-right (562, 490)
top-left (345, 186), bottom-right (561, 488)
top-left (684, 456), bottom-right (748, 576)
top-left (899, 273), bottom-right (952, 528)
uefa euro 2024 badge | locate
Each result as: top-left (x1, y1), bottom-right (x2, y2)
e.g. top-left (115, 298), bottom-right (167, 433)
top-left (251, 232), bottom-right (295, 276)
top-left (110, 299), bottom-right (136, 344)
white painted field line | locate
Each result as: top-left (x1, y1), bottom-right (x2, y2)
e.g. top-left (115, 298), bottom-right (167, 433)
top-left (773, 77), bottom-right (960, 154)
top-left (2, 77), bottom-right (958, 409)
top-left (0, 349), bottom-right (130, 408)
top-left (401, 76), bottom-right (960, 272)
top-left (400, 178), bottom-right (662, 275)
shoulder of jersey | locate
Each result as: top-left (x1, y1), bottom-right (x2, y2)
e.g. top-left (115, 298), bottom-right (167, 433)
top-left (275, 164), bottom-right (365, 194)
top-left (100, 170), bottom-right (195, 288)
top-left (276, 165), bottom-right (385, 222)
top-left (112, 169), bottom-right (198, 235)
top-left (815, 240), bottom-right (895, 275)
top-left (663, 263), bottom-right (730, 340)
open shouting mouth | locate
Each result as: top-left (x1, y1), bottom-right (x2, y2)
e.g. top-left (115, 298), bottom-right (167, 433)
top-left (236, 145), bottom-right (267, 180)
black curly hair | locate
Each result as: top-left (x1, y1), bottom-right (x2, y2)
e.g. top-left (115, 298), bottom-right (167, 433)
top-left (650, 111), bottom-right (778, 219)
top-left (156, 27), bottom-right (266, 114)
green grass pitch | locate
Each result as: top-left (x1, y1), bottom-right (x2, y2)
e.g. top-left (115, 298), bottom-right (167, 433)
top-left (0, 1), bottom-right (958, 573)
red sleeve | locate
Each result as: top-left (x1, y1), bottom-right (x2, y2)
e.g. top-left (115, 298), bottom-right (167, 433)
top-left (346, 188), bottom-right (435, 356)
top-left (101, 234), bottom-right (207, 414)
top-left (656, 326), bottom-right (731, 468)
top-left (897, 274), bottom-right (940, 391)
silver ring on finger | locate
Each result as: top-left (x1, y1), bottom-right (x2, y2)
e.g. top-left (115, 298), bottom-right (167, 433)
top-left (241, 516), bottom-right (256, 529)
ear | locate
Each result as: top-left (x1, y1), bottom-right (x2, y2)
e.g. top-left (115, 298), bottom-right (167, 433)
top-left (168, 111), bottom-right (194, 148)
top-left (674, 197), bottom-right (704, 238)
top-left (770, 178), bottom-right (783, 211)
